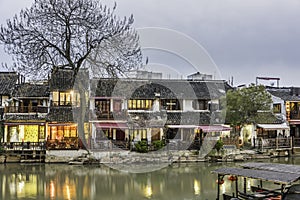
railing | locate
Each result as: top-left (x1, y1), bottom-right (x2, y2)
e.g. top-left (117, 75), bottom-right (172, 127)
top-left (90, 140), bottom-right (127, 151)
top-left (90, 110), bottom-right (127, 120)
top-left (258, 137), bottom-right (292, 150)
top-left (51, 101), bottom-right (80, 107)
top-left (5, 106), bottom-right (48, 113)
top-left (293, 137), bottom-right (300, 148)
top-left (95, 112), bottom-right (114, 120)
top-left (290, 112), bottom-right (300, 120)
top-left (1, 142), bottom-right (46, 150)
top-left (222, 137), bottom-right (240, 147)
top-left (46, 138), bottom-right (79, 150)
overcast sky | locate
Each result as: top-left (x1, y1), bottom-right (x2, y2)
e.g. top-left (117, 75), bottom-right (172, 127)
top-left (1, 0), bottom-right (300, 86)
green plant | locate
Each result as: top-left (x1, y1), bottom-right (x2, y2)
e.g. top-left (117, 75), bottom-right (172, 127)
top-left (135, 141), bottom-right (148, 153)
top-left (214, 139), bottom-right (224, 152)
top-left (0, 143), bottom-right (4, 154)
top-left (152, 140), bottom-right (165, 150)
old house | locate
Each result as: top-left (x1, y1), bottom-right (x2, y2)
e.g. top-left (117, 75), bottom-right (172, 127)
top-left (3, 81), bottom-right (49, 144)
top-left (46, 69), bottom-right (88, 150)
top-left (89, 78), bottom-right (231, 151)
top-left (267, 87), bottom-right (300, 136)
top-left (0, 72), bottom-right (20, 142)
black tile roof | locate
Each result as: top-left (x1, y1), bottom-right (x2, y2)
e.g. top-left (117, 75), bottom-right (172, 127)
top-left (4, 114), bottom-right (46, 121)
top-left (92, 79), bottom-right (230, 100)
top-left (0, 72), bottom-right (18, 95)
top-left (127, 111), bottom-right (222, 127)
top-left (252, 112), bottom-right (283, 124)
top-left (50, 69), bottom-right (74, 91)
top-left (267, 87), bottom-right (300, 101)
top-left (13, 83), bottom-right (49, 98)
top-left (47, 107), bottom-right (89, 122)
top-left (49, 69), bottom-right (89, 91)
top-left (47, 107), bottom-right (74, 122)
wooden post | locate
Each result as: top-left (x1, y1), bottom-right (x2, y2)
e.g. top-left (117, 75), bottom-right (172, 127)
top-left (260, 180), bottom-right (263, 188)
top-left (276, 137), bottom-right (279, 149)
top-left (217, 174), bottom-right (220, 200)
top-left (235, 176), bottom-right (239, 198)
top-left (281, 184), bottom-right (285, 195)
top-left (244, 177), bottom-right (247, 194)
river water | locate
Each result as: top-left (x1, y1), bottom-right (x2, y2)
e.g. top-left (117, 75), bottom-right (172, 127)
top-left (0, 157), bottom-right (298, 200)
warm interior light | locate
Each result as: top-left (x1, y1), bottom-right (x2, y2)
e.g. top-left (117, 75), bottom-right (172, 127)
top-left (194, 179), bottom-right (201, 195)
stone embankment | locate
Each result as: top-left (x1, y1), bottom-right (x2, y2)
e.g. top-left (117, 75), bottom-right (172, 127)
top-left (0, 148), bottom-right (291, 164)
top-left (44, 148), bottom-right (284, 164)
top-left (45, 150), bottom-right (205, 164)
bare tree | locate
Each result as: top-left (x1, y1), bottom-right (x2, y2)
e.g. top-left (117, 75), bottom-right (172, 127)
top-left (0, 0), bottom-right (142, 150)
top-left (0, 0), bottom-right (142, 80)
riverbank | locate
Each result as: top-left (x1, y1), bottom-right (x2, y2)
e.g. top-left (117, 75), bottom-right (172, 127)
top-left (0, 147), bottom-right (295, 164)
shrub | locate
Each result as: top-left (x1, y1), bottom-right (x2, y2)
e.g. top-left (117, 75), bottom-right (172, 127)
top-left (152, 140), bottom-right (165, 150)
top-left (135, 141), bottom-right (148, 153)
top-left (214, 139), bottom-right (224, 152)
top-left (0, 144), bottom-right (4, 154)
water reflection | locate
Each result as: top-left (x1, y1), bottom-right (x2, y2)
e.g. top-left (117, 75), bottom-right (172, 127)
top-left (0, 164), bottom-right (45, 200)
top-left (0, 157), bottom-right (299, 200)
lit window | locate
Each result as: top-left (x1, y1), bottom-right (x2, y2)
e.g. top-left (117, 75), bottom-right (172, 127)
top-left (161, 99), bottom-right (181, 110)
top-left (273, 103), bottom-right (281, 113)
top-left (128, 99), bottom-right (153, 110)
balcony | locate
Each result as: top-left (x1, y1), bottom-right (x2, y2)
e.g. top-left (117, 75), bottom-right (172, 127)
top-left (51, 101), bottom-right (80, 107)
top-left (90, 110), bottom-right (127, 121)
top-left (290, 111), bottom-right (300, 120)
top-left (5, 106), bottom-right (48, 114)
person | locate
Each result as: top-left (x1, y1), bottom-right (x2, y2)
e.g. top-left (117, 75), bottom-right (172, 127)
top-left (10, 130), bottom-right (19, 142)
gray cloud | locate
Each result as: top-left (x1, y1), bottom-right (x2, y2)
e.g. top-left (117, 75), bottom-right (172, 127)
top-left (1, 0), bottom-right (300, 86)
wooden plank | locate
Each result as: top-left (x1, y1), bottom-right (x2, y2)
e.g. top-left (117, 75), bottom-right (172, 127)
top-left (241, 162), bottom-right (300, 175)
top-left (212, 167), bottom-right (300, 184)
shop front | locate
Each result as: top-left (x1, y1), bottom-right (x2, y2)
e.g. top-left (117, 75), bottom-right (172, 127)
top-left (3, 122), bottom-right (46, 150)
top-left (91, 122), bottom-right (127, 150)
top-left (4, 122), bottom-right (46, 143)
top-left (47, 123), bottom-right (78, 149)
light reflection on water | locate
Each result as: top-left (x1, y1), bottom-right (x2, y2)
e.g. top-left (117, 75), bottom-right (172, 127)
top-left (0, 157), bottom-right (298, 200)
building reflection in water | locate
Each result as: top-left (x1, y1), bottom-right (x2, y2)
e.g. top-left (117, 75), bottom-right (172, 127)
top-left (193, 179), bottom-right (201, 195)
top-left (0, 164), bottom-right (44, 200)
top-left (0, 158), bottom-right (299, 200)
top-left (50, 181), bottom-right (55, 199)
top-left (143, 179), bottom-right (153, 198)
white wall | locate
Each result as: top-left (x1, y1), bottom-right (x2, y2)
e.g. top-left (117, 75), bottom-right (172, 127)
top-left (271, 94), bottom-right (286, 120)
top-left (183, 99), bottom-right (193, 111)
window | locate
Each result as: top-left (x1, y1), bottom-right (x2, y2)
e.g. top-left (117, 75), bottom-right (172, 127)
top-left (209, 103), bottom-right (219, 111)
top-left (161, 99), bottom-right (181, 110)
top-left (53, 92), bottom-right (59, 106)
top-left (128, 99), bottom-right (153, 110)
top-left (132, 129), bottom-right (147, 140)
top-left (113, 100), bottom-right (122, 112)
top-left (52, 91), bottom-right (80, 106)
top-left (95, 99), bottom-right (110, 113)
top-left (273, 103), bottom-right (281, 113)
top-left (49, 125), bottom-right (77, 140)
top-left (192, 100), bottom-right (208, 110)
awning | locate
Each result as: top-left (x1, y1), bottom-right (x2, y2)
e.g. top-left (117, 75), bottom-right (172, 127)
top-left (166, 125), bottom-right (198, 129)
top-left (4, 122), bottom-right (45, 125)
top-left (257, 123), bottom-right (289, 130)
top-left (241, 162), bottom-right (300, 175)
top-left (95, 122), bottom-right (128, 129)
top-left (166, 125), bottom-right (231, 132)
top-left (198, 125), bottom-right (231, 132)
top-left (289, 120), bottom-right (300, 125)
top-left (212, 167), bottom-right (300, 185)
top-left (48, 123), bottom-right (77, 126)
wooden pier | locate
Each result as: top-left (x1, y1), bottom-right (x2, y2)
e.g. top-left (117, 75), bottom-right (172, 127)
top-left (0, 142), bottom-right (46, 163)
